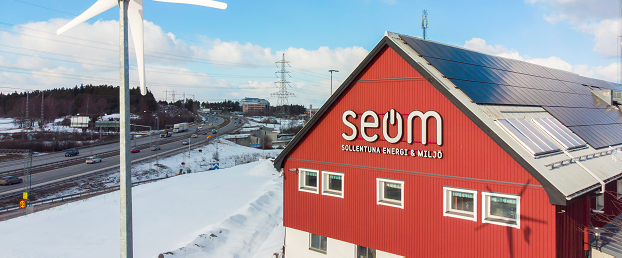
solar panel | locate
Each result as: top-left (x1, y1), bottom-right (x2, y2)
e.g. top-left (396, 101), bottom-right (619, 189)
top-left (532, 118), bottom-right (586, 150)
top-left (399, 35), bottom-right (622, 149)
top-left (497, 119), bottom-right (561, 156)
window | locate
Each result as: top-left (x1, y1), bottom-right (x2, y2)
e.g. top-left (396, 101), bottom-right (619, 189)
top-left (482, 192), bottom-right (520, 228)
top-left (596, 194), bottom-right (605, 211)
top-left (496, 118), bottom-right (560, 156)
top-left (322, 171), bottom-right (344, 198)
top-left (443, 187), bottom-right (477, 221)
top-left (532, 118), bottom-right (586, 150)
top-left (357, 246), bottom-right (376, 258)
top-left (618, 180), bottom-right (622, 199)
top-left (309, 233), bottom-right (327, 253)
top-left (299, 168), bottom-right (319, 194)
top-left (377, 178), bottom-right (404, 208)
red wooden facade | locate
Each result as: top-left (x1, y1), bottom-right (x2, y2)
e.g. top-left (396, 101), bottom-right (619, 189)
top-left (280, 45), bottom-right (576, 257)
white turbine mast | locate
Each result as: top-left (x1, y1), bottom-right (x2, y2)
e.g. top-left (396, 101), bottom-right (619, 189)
top-left (56, 1), bottom-right (226, 257)
top-left (56, 0), bottom-right (227, 95)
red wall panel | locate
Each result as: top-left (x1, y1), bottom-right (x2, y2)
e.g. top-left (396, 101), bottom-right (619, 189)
top-left (282, 45), bottom-right (560, 257)
top-left (556, 197), bottom-right (589, 258)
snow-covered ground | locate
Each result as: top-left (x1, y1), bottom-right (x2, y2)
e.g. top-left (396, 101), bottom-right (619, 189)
top-left (248, 117), bottom-right (305, 132)
top-left (0, 154), bottom-right (284, 257)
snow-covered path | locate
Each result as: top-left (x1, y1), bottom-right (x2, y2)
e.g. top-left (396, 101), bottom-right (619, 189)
top-left (0, 160), bottom-right (283, 257)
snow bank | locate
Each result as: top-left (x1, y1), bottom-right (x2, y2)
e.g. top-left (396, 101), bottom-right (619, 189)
top-left (0, 160), bottom-right (284, 257)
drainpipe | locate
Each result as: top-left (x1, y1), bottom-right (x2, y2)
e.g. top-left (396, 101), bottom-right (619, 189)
top-left (563, 150), bottom-right (605, 194)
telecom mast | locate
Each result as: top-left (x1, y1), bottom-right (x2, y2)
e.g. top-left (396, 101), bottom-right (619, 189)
top-left (271, 53), bottom-right (295, 118)
top-left (422, 10), bottom-right (429, 40)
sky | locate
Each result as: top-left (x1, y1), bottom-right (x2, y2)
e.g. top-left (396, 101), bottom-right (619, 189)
top-left (0, 0), bottom-right (619, 109)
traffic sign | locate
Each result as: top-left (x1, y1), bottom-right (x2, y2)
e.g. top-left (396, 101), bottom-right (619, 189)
top-left (213, 163), bottom-right (219, 170)
top-left (23, 192), bottom-right (28, 200)
top-left (19, 199), bottom-right (27, 209)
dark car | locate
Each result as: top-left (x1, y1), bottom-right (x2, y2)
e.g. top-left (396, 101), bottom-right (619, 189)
top-left (65, 148), bottom-right (79, 157)
top-left (182, 139), bottom-right (189, 145)
top-left (0, 176), bottom-right (23, 186)
top-left (201, 131), bottom-right (208, 135)
top-left (130, 147), bottom-right (140, 153)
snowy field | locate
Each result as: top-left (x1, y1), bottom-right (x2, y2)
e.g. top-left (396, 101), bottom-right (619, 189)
top-left (0, 140), bottom-right (285, 257)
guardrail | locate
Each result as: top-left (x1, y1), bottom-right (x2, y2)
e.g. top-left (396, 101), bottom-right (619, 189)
top-left (0, 176), bottom-right (167, 213)
top-left (0, 117), bottom-right (234, 203)
top-left (0, 130), bottom-right (202, 178)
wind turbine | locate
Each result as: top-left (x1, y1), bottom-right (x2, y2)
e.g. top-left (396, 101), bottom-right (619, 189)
top-left (56, 1), bottom-right (226, 257)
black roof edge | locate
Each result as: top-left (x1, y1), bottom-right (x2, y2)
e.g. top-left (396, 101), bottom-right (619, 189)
top-left (272, 36), bottom-right (394, 170)
top-left (274, 34), bottom-right (568, 205)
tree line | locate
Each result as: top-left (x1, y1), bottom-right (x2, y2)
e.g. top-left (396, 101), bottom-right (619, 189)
top-left (0, 84), bottom-right (157, 123)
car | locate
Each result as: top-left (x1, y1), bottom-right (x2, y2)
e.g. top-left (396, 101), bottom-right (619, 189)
top-left (201, 131), bottom-right (208, 135)
top-left (212, 129), bottom-right (218, 134)
top-left (65, 148), bottom-right (79, 157)
top-left (198, 126), bottom-right (203, 130)
top-left (191, 134), bottom-right (198, 138)
top-left (85, 156), bottom-right (102, 164)
top-left (150, 145), bottom-right (161, 151)
top-left (0, 176), bottom-right (23, 186)
top-left (130, 147), bottom-right (140, 153)
top-left (182, 139), bottom-right (189, 145)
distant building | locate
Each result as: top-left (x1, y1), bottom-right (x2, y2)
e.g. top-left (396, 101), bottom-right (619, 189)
top-left (240, 97), bottom-right (270, 113)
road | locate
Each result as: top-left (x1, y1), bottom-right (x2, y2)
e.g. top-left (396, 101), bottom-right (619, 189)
top-left (0, 116), bottom-right (225, 174)
top-left (0, 114), bottom-right (238, 195)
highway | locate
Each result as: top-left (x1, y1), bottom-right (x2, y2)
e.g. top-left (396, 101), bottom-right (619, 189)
top-left (0, 116), bottom-right (225, 174)
top-left (0, 114), bottom-right (239, 195)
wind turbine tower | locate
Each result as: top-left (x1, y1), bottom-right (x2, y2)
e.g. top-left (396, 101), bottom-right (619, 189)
top-left (55, 0), bottom-right (227, 257)
top-left (422, 9), bottom-right (429, 40)
top-left (271, 53), bottom-right (295, 119)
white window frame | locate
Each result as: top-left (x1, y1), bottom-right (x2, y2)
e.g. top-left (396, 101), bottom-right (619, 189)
top-left (617, 180), bottom-right (622, 199)
top-left (298, 168), bottom-right (319, 194)
top-left (482, 192), bottom-right (520, 229)
top-left (309, 233), bottom-right (327, 254)
top-left (321, 171), bottom-right (344, 198)
top-left (376, 178), bottom-right (404, 209)
top-left (443, 186), bottom-right (477, 222)
top-left (596, 194), bottom-right (605, 211)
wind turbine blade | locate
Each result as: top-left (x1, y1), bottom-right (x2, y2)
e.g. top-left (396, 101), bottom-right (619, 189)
top-left (153, 0), bottom-right (227, 9)
top-left (56, 0), bottom-right (118, 35)
top-left (128, 0), bottom-right (146, 95)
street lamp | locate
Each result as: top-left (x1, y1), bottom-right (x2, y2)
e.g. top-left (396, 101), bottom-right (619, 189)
top-left (329, 70), bottom-right (339, 95)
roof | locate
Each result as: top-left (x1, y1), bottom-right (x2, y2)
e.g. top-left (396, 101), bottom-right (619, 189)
top-left (223, 134), bottom-right (251, 139)
top-left (594, 212), bottom-right (622, 257)
top-left (274, 31), bottom-right (622, 205)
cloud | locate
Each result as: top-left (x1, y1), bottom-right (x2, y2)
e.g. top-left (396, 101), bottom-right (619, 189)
top-left (464, 37), bottom-right (616, 82)
top-left (577, 19), bottom-right (618, 57)
top-left (527, 0), bottom-right (618, 58)
top-left (0, 19), bottom-right (368, 107)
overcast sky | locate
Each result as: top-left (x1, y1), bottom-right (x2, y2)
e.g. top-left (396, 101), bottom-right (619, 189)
top-left (0, 0), bottom-right (619, 108)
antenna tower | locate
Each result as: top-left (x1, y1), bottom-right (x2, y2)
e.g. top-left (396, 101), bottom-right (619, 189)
top-left (271, 53), bottom-right (294, 118)
top-left (422, 9), bottom-right (429, 40)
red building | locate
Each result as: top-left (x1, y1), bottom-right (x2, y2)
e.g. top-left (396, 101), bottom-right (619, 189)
top-left (273, 32), bottom-right (622, 257)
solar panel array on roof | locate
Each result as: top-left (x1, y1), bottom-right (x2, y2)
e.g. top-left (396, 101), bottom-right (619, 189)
top-left (496, 118), bottom-right (561, 156)
top-left (400, 35), bottom-right (622, 149)
top-left (532, 118), bottom-right (586, 150)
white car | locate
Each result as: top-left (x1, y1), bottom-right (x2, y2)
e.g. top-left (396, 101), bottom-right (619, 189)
top-left (198, 126), bottom-right (203, 130)
top-left (86, 156), bottom-right (102, 164)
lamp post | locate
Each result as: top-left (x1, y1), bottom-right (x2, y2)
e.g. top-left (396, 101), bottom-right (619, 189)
top-left (329, 69), bottom-right (339, 95)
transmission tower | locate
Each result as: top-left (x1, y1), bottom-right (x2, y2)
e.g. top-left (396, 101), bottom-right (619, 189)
top-left (422, 9), bottom-right (429, 40)
top-left (271, 53), bottom-right (295, 119)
